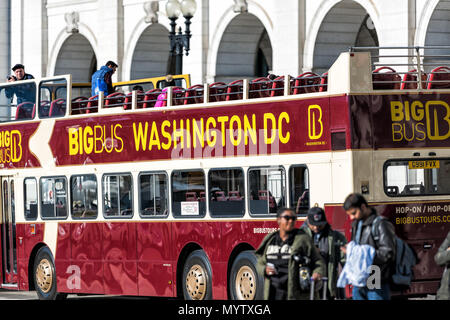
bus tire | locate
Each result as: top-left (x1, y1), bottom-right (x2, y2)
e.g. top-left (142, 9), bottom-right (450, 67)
top-left (229, 250), bottom-right (263, 300)
top-left (182, 250), bottom-right (212, 300)
top-left (33, 246), bottom-right (67, 300)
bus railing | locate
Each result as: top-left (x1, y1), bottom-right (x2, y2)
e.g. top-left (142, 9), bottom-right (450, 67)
top-left (350, 46), bottom-right (450, 90)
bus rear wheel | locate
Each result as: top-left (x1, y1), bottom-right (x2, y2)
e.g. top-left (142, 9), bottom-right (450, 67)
top-left (229, 250), bottom-right (263, 300)
top-left (33, 246), bottom-right (67, 300)
top-left (182, 250), bottom-right (212, 300)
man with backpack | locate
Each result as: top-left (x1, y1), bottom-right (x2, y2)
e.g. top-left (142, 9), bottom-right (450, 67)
top-left (91, 61), bottom-right (118, 97)
top-left (342, 193), bottom-right (396, 300)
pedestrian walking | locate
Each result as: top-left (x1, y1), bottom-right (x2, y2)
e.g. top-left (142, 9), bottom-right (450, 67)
top-left (340, 193), bottom-right (396, 300)
top-left (300, 206), bottom-right (347, 299)
top-left (255, 207), bottom-right (325, 300)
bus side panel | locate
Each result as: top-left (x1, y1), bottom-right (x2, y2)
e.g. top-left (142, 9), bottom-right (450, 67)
top-left (173, 221), bottom-right (223, 299)
top-left (220, 220), bottom-right (279, 297)
top-left (324, 205), bottom-right (352, 240)
top-left (71, 222), bottom-right (104, 294)
top-left (19, 223), bottom-right (45, 290)
top-left (375, 202), bottom-right (448, 295)
top-left (55, 222), bottom-right (72, 293)
top-left (137, 221), bottom-right (174, 297)
top-left (103, 222), bottom-right (138, 295)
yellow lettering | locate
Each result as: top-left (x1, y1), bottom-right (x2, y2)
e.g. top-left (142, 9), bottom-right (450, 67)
top-left (229, 115), bottom-right (242, 146)
top-left (69, 128), bottom-right (79, 156)
top-left (244, 114), bottom-right (257, 145)
top-left (264, 113), bottom-right (277, 144)
top-left (149, 121), bottom-right (161, 151)
top-left (161, 120), bottom-right (172, 150)
top-left (391, 101), bottom-right (404, 122)
top-left (206, 117), bottom-right (217, 147)
top-left (278, 112), bottom-right (290, 144)
top-left (133, 122), bottom-right (148, 152)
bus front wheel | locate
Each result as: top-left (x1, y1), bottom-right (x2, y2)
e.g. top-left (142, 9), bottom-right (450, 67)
top-left (229, 250), bottom-right (263, 300)
top-left (182, 250), bottom-right (212, 300)
top-left (33, 246), bottom-right (67, 300)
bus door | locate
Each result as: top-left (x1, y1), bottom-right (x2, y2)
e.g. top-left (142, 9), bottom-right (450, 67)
top-left (1, 177), bottom-right (18, 285)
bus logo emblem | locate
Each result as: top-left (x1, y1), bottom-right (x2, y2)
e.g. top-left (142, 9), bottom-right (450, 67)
top-left (308, 105), bottom-right (323, 140)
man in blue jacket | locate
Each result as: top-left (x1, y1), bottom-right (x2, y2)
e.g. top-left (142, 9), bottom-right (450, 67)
top-left (91, 61), bottom-right (118, 97)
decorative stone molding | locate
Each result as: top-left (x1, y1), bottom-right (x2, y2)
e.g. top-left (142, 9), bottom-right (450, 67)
top-left (64, 11), bottom-right (80, 34)
top-left (233, 0), bottom-right (248, 13)
top-left (144, 1), bottom-right (159, 24)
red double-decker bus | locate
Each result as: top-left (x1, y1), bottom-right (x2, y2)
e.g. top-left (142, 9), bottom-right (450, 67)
top-left (0, 47), bottom-right (449, 299)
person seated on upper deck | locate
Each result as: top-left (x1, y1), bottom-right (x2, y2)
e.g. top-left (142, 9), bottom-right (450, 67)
top-left (159, 74), bottom-right (176, 89)
top-left (132, 85), bottom-right (144, 93)
top-left (5, 64), bottom-right (36, 105)
top-left (91, 61), bottom-right (118, 97)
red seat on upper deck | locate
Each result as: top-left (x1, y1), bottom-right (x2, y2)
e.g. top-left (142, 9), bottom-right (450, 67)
top-left (171, 86), bottom-right (185, 106)
top-left (293, 72), bottom-right (321, 94)
top-left (15, 102), bottom-right (35, 120)
top-left (104, 92), bottom-right (126, 108)
top-left (209, 82), bottom-right (227, 102)
top-left (86, 95), bottom-right (98, 114)
top-left (249, 77), bottom-right (271, 98)
top-left (372, 66), bottom-right (401, 90)
top-left (270, 76), bottom-right (295, 97)
top-left (124, 91), bottom-right (145, 110)
top-left (401, 69), bottom-right (428, 90)
top-left (71, 97), bottom-right (89, 115)
top-left (39, 100), bottom-right (51, 118)
top-left (143, 89), bottom-right (161, 108)
top-left (184, 84), bottom-right (204, 105)
top-left (49, 98), bottom-right (67, 117)
top-left (427, 66), bottom-right (450, 89)
top-left (226, 79), bottom-right (243, 101)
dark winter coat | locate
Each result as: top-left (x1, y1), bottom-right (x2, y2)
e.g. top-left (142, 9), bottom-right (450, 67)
top-left (255, 228), bottom-right (326, 300)
top-left (300, 223), bottom-right (347, 297)
top-left (350, 209), bottom-right (396, 283)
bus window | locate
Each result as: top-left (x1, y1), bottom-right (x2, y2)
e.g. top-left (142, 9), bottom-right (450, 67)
top-left (24, 178), bottom-right (38, 221)
top-left (209, 168), bottom-right (245, 217)
top-left (248, 167), bottom-right (286, 215)
top-left (139, 172), bottom-right (169, 217)
top-left (384, 159), bottom-right (450, 196)
top-left (171, 170), bottom-right (206, 217)
top-left (289, 165), bottom-right (309, 215)
top-left (40, 177), bottom-right (68, 219)
top-left (102, 174), bottom-right (133, 218)
top-left (39, 78), bottom-right (67, 118)
top-left (71, 175), bottom-right (98, 219)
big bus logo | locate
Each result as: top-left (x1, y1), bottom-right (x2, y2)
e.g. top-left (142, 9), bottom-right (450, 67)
top-left (0, 130), bottom-right (23, 163)
top-left (308, 105), bottom-right (323, 140)
top-left (390, 100), bottom-right (450, 142)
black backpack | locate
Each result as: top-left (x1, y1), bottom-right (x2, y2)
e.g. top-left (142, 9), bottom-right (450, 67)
top-left (371, 216), bottom-right (418, 290)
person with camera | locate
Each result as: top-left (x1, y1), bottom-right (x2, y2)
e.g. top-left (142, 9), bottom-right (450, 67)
top-left (255, 207), bottom-right (325, 300)
top-left (300, 206), bottom-right (347, 299)
top-left (5, 64), bottom-right (35, 105)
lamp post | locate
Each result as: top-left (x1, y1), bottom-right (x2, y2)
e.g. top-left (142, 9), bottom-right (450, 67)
top-left (166, 0), bottom-right (197, 75)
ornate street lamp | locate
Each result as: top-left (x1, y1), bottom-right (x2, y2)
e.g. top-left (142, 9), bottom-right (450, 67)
top-left (166, 0), bottom-right (197, 75)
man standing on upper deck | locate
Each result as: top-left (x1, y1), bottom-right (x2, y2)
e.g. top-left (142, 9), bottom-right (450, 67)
top-left (5, 64), bottom-right (35, 105)
top-left (91, 61), bottom-right (118, 97)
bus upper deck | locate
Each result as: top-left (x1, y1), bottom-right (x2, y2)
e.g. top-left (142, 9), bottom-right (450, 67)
top-left (0, 47), bottom-right (449, 123)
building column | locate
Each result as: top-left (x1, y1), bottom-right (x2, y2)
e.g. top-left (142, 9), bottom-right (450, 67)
top-left (98, 0), bottom-right (124, 82)
top-left (0, 0), bottom-right (10, 80)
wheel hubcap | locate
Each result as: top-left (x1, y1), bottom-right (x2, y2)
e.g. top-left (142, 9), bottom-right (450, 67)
top-left (36, 259), bottom-right (53, 293)
top-left (185, 264), bottom-right (207, 300)
top-left (235, 266), bottom-right (256, 300)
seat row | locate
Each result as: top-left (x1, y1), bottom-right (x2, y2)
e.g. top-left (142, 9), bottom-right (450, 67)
top-left (14, 66), bottom-right (450, 120)
top-left (372, 66), bottom-right (450, 90)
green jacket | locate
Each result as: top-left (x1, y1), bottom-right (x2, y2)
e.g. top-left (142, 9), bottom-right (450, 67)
top-left (435, 231), bottom-right (450, 300)
top-left (300, 224), bottom-right (347, 298)
top-left (255, 228), bottom-right (326, 300)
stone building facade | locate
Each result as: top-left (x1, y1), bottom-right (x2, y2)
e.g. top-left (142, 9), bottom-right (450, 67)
top-left (0, 0), bottom-right (449, 85)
